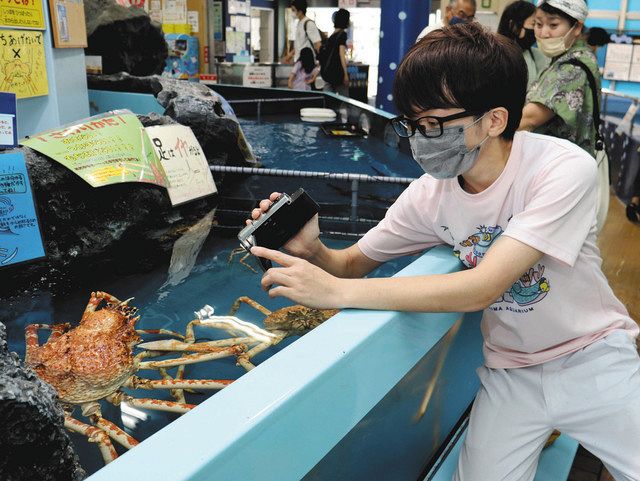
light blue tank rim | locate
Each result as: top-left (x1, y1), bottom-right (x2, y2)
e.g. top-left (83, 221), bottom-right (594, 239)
top-left (86, 245), bottom-right (472, 481)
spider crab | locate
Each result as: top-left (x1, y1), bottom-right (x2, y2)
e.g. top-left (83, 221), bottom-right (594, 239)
top-left (139, 296), bottom-right (339, 371)
top-left (24, 291), bottom-right (242, 464)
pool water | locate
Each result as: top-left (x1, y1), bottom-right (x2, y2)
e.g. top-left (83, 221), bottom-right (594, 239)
top-left (1, 115), bottom-right (421, 477)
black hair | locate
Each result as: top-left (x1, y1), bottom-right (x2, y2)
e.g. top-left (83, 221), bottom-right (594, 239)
top-left (393, 23), bottom-right (527, 140)
top-left (333, 8), bottom-right (350, 29)
top-left (586, 27), bottom-right (610, 46)
top-left (539, 2), bottom-right (578, 25)
top-left (497, 0), bottom-right (536, 40)
top-left (290, 0), bottom-right (307, 15)
top-left (299, 47), bottom-right (315, 74)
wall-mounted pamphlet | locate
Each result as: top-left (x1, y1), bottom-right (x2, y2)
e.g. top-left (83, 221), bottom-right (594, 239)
top-left (0, 92), bottom-right (17, 148)
top-left (604, 43), bottom-right (633, 81)
top-left (21, 110), bottom-right (169, 188)
top-left (48, 0), bottom-right (88, 48)
top-left (0, 0), bottom-right (45, 29)
top-left (212, 1), bottom-right (223, 41)
top-left (0, 151), bottom-right (45, 267)
top-left (162, 0), bottom-right (187, 24)
top-left (0, 30), bottom-right (48, 98)
top-left (243, 65), bottom-right (272, 88)
top-left (145, 124), bottom-right (216, 206)
top-left (225, 28), bottom-right (246, 54)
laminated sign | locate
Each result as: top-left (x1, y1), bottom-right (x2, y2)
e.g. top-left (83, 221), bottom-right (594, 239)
top-left (145, 124), bottom-right (217, 206)
top-left (0, 30), bottom-right (48, 98)
top-left (21, 110), bottom-right (169, 188)
top-left (0, 0), bottom-right (46, 29)
top-left (0, 151), bottom-right (45, 267)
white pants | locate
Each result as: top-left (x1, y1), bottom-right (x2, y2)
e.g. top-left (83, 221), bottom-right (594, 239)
top-left (454, 331), bottom-right (640, 481)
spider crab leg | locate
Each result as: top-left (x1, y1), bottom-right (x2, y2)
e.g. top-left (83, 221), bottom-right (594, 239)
top-left (138, 336), bottom-right (255, 351)
top-left (25, 323), bottom-right (71, 358)
top-left (136, 329), bottom-right (185, 340)
top-left (64, 415), bottom-right (119, 464)
top-left (107, 391), bottom-right (194, 414)
top-left (136, 345), bottom-right (246, 369)
top-left (228, 247), bottom-right (259, 274)
top-left (125, 375), bottom-right (232, 391)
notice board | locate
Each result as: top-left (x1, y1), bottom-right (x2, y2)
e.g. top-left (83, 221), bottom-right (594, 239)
top-left (0, 30), bottom-right (48, 98)
top-left (0, 0), bottom-right (46, 30)
top-left (48, 0), bottom-right (88, 48)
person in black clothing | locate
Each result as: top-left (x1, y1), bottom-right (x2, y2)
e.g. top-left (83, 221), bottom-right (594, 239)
top-left (321, 8), bottom-right (350, 96)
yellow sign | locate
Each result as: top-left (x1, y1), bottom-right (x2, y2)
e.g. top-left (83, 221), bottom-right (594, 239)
top-left (0, 30), bottom-right (48, 98)
top-left (0, 0), bottom-right (45, 29)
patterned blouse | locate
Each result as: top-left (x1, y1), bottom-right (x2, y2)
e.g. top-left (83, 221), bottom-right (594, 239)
top-left (526, 39), bottom-right (601, 156)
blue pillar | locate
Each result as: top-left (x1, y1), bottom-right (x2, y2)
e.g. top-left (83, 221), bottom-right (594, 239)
top-left (376, 0), bottom-right (430, 114)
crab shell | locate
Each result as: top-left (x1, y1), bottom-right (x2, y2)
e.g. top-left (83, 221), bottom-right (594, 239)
top-left (263, 306), bottom-right (339, 334)
top-left (26, 303), bottom-right (141, 405)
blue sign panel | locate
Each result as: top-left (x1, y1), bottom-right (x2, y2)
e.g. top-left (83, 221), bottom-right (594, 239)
top-left (0, 92), bottom-right (17, 148)
top-left (0, 151), bottom-right (45, 266)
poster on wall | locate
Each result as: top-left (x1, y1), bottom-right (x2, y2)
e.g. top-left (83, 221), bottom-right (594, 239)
top-left (145, 124), bottom-right (217, 206)
top-left (212, 1), bottom-right (223, 40)
top-left (0, 30), bottom-right (49, 99)
top-left (48, 0), bottom-right (88, 48)
top-left (0, 92), bottom-right (17, 148)
top-left (21, 110), bottom-right (170, 188)
top-left (0, 0), bottom-right (46, 30)
top-left (0, 151), bottom-right (46, 267)
top-left (162, 0), bottom-right (187, 24)
top-left (604, 43), bottom-right (633, 81)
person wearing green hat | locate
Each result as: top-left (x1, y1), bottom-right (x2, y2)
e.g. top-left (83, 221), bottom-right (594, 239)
top-left (519, 0), bottom-right (600, 158)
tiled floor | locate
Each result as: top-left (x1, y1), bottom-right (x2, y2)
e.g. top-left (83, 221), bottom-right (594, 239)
top-left (567, 194), bottom-right (639, 480)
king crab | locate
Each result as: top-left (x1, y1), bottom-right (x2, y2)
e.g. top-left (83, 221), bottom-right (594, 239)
top-left (24, 291), bottom-right (242, 464)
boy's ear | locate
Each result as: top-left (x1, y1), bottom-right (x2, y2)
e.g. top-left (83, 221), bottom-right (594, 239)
top-left (486, 107), bottom-right (509, 137)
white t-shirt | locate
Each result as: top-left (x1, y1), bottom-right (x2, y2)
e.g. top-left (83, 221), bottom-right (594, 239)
top-left (358, 131), bottom-right (638, 369)
top-left (295, 17), bottom-right (321, 61)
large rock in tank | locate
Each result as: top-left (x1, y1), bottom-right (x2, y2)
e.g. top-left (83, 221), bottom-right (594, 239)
top-left (87, 73), bottom-right (257, 167)
top-left (0, 322), bottom-right (86, 481)
top-left (84, 0), bottom-right (167, 76)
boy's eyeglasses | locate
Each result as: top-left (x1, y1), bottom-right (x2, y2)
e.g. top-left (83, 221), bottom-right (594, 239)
top-left (390, 111), bottom-right (484, 139)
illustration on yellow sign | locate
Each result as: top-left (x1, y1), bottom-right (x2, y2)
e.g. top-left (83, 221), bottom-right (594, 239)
top-left (0, 30), bottom-right (48, 98)
top-left (21, 110), bottom-right (170, 188)
top-left (0, 0), bottom-right (46, 29)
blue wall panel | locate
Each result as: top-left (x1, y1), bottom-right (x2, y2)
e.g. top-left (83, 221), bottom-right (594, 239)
top-left (376, 0), bottom-right (431, 114)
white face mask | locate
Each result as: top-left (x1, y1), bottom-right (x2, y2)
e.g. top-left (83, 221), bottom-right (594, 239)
top-left (408, 114), bottom-right (489, 179)
top-left (536, 24), bottom-right (576, 58)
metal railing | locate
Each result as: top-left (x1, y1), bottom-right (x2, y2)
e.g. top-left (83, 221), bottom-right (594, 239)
top-left (601, 88), bottom-right (640, 137)
top-left (209, 165), bottom-right (416, 222)
top-left (226, 96), bottom-right (326, 119)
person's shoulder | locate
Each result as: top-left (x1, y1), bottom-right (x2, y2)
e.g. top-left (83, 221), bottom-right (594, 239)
top-left (516, 131), bottom-right (597, 181)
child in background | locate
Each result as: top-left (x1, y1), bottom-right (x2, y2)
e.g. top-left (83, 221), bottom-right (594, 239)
top-left (288, 47), bottom-right (320, 91)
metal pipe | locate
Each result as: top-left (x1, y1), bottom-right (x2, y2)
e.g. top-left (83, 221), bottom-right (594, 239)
top-left (209, 165), bottom-right (416, 185)
top-left (601, 88), bottom-right (640, 102)
top-left (350, 179), bottom-right (359, 222)
top-left (226, 96), bottom-right (325, 104)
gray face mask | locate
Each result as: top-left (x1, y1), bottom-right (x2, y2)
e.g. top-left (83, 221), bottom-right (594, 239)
top-left (409, 114), bottom-right (489, 179)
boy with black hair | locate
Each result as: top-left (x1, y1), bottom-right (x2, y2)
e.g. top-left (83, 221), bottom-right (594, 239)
top-left (251, 23), bottom-right (640, 480)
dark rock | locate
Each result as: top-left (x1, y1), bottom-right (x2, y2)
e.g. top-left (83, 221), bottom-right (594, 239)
top-left (0, 70), bottom-right (260, 295)
top-left (0, 322), bottom-right (86, 481)
top-left (87, 73), bottom-right (257, 167)
top-left (84, 0), bottom-right (167, 76)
